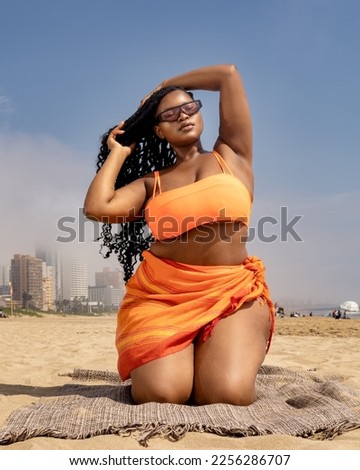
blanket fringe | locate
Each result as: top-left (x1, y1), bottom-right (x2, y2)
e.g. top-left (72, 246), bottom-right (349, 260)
top-left (136, 423), bottom-right (272, 447)
top-left (136, 421), bottom-right (360, 447)
top-left (309, 420), bottom-right (360, 441)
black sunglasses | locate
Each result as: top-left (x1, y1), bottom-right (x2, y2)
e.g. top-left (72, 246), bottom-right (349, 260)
top-left (156, 100), bottom-right (202, 123)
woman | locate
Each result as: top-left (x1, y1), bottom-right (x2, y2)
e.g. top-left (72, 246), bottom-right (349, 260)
top-left (84, 64), bottom-right (275, 406)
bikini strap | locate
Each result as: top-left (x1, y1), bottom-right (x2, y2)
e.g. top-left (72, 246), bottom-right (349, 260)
top-left (212, 150), bottom-right (233, 175)
top-left (152, 170), bottom-right (162, 197)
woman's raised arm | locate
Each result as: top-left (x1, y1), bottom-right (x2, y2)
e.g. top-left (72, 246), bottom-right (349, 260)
top-left (148, 64), bottom-right (252, 161)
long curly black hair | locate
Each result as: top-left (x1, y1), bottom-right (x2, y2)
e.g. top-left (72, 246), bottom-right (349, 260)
top-left (95, 86), bottom-right (193, 283)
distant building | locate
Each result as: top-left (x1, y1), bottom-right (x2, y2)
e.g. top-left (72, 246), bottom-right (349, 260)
top-left (10, 254), bottom-right (43, 309)
top-left (89, 267), bottom-right (124, 309)
top-left (60, 256), bottom-right (88, 301)
top-left (0, 265), bottom-right (10, 286)
top-left (36, 245), bottom-right (60, 303)
top-left (88, 285), bottom-right (123, 310)
top-left (42, 264), bottom-right (54, 310)
top-left (0, 265), bottom-right (10, 296)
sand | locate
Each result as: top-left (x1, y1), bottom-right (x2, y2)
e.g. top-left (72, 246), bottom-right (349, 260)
top-left (1, 314), bottom-right (360, 450)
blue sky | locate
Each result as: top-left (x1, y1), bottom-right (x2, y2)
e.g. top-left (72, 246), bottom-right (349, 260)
top-left (1, 0), bottom-right (359, 307)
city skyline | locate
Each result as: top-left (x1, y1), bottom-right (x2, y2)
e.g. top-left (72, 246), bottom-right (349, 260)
top-left (1, 248), bottom-right (124, 313)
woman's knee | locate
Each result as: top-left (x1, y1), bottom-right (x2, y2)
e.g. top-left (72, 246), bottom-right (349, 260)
top-left (131, 380), bottom-right (192, 404)
top-left (130, 344), bottom-right (194, 404)
top-left (194, 377), bottom-right (256, 406)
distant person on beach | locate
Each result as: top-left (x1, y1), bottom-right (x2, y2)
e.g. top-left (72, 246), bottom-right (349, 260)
top-left (276, 305), bottom-right (285, 318)
top-left (84, 64), bottom-right (275, 405)
top-left (0, 307), bottom-right (8, 318)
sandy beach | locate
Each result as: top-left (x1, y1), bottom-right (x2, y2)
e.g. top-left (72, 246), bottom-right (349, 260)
top-left (1, 314), bottom-right (360, 450)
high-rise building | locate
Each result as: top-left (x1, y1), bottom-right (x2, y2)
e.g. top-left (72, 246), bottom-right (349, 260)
top-left (35, 245), bottom-right (60, 303)
top-left (42, 264), bottom-right (54, 311)
top-left (0, 265), bottom-right (10, 295)
top-left (0, 265), bottom-right (10, 286)
top-left (10, 254), bottom-right (43, 309)
top-left (60, 256), bottom-right (88, 301)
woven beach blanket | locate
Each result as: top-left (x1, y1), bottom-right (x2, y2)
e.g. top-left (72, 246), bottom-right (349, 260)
top-left (1, 365), bottom-right (360, 447)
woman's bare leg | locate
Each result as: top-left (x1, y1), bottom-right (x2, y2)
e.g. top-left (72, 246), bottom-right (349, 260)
top-left (193, 299), bottom-right (272, 405)
top-left (130, 343), bottom-right (194, 404)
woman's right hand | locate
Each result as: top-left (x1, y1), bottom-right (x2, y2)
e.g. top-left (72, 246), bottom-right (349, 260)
top-left (107, 121), bottom-right (136, 157)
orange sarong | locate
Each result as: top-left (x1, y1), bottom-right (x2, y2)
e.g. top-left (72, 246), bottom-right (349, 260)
top-left (116, 250), bottom-right (275, 380)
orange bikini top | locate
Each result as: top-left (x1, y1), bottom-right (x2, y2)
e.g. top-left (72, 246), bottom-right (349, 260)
top-left (144, 151), bottom-right (252, 241)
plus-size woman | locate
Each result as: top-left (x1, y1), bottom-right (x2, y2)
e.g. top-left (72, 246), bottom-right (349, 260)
top-left (84, 64), bottom-right (275, 405)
